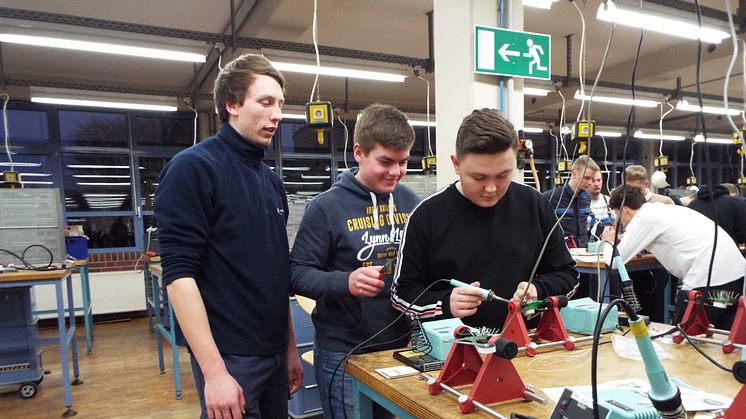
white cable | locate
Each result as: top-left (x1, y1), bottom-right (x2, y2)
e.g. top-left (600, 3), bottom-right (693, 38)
top-left (417, 74), bottom-right (433, 156)
top-left (557, 90), bottom-right (570, 160)
top-left (690, 141), bottom-right (696, 180)
top-left (188, 105), bottom-right (198, 146)
top-left (337, 113), bottom-right (350, 170)
top-left (741, 39), bottom-right (746, 128)
top-left (572, 0), bottom-right (587, 122)
top-left (310, 0), bottom-right (320, 103)
top-left (722, 0), bottom-right (743, 156)
top-left (1, 93), bottom-right (12, 172)
top-left (658, 101), bottom-right (675, 157)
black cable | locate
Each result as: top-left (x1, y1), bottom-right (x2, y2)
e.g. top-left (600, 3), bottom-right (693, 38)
top-left (0, 245), bottom-right (54, 270)
top-left (328, 278), bottom-right (451, 419)
top-left (674, 325), bottom-right (732, 373)
top-left (591, 298), bottom-right (629, 419)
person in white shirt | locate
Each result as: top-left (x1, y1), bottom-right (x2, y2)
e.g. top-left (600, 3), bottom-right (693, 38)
top-left (601, 185), bottom-right (745, 328)
top-left (588, 170), bottom-right (611, 220)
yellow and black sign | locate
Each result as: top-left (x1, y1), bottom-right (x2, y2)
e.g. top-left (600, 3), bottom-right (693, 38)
top-left (654, 156), bottom-right (669, 172)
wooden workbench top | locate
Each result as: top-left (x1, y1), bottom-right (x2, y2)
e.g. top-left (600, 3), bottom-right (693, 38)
top-left (0, 268), bottom-right (72, 283)
top-left (346, 333), bottom-right (741, 418)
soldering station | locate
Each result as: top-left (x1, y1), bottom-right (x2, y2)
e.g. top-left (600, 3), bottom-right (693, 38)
top-left (3, 0), bottom-right (746, 418)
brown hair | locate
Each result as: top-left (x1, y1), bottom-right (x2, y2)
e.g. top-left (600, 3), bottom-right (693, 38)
top-left (213, 54), bottom-right (285, 123)
top-left (354, 104), bottom-right (415, 153)
top-left (609, 184), bottom-right (646, 210)
top-left (455, 108), bottom-right (518, 158)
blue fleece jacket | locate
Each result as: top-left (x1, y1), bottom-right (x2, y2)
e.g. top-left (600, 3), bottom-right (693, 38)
top-left (290, 169), bottom-right (420, 353)
top-left (155, 123), bottom-right (290, 356)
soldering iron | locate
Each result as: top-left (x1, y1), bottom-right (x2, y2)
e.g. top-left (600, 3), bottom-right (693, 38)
top-left (449, 279), bottom-right (511, 304)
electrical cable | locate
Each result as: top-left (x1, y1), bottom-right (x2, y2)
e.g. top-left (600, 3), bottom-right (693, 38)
top-left (337, 112), bottom-right (351, 170)
top-left (309, 0), bottom-right (321, 103)
top-left (188, 104), bottom-right (198, 146)
top-left (416, 73), bottom-right (434, 157)
top-left (0, 245), bottom-right (54, 270)
top-left (571, 0), bottom-right (587, 122)
top-left (1, 92), bottom-right (13, 173)
top-left (658, 101), bottom-right (675, 158)
top-left (328, 278), bottom-right (451, 419)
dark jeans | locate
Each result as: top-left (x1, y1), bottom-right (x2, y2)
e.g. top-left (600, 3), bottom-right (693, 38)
top-left (190, 352), bottom-right (288, 419)
top-left (314, 346), bottom-right (393, 419)
top-left (674, 277), bottom-right (744, 330)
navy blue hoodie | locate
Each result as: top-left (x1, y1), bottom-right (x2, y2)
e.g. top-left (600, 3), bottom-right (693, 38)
top-left (290, 169), bottom-right (420, 352)
top-left (156, 123), bottom-right (290, 356)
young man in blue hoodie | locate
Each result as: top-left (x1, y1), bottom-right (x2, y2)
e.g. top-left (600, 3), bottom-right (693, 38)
top-left (290, 104), bottom-right (419, 418)
top-left (156, 54), bottom-right (302, 419)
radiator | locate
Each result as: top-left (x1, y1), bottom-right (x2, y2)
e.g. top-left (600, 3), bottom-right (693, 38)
top-left (32, 270), bottom-right (146, 319)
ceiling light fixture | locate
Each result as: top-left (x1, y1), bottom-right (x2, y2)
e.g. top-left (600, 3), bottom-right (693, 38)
top-left (271, 61), bottom-right (406, 82)
top-left (0, 33), bottom-right (206, 62)
top-left (596, 131), bottom-right (623, 137)
top-left (596, 0), bottom-right (730, 44)
top-left (522, 127), bottom-right (545, 133)
top-left (31, 87), bottom-right (177, 112)
top-left (281, 113), bottom-right (307, 120)
top-left (523, 0), bottom-right (559, 9)
top-left (676, 99), bottom-right (741, 116)
top-left (408, 120), bottom-right (436, 127)
top-left (524, 87), bottom-right (550, 96)
top-left (574, 90), bottom-right (659, 108)
top-left (634, 130), bottom-right (686, 141)
top-left (693, 134), bottom-right (733, 144)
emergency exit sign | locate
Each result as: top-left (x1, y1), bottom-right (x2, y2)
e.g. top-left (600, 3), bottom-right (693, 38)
top-left (475, 25), bottom-right (551, 80)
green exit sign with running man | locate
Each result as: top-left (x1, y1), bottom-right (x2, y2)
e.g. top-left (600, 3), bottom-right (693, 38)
top-left (475, 25), bottom-right (551, 80)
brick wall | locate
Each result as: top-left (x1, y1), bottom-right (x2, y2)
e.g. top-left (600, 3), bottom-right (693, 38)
top-left (87, 252), bottom-right (145, 273)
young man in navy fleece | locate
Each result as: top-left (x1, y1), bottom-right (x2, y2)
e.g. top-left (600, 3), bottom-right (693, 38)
top-left (391, 108), bottom-right (578, 330)
top-left (290, 104), bottom-right (419, 418)
top-left (156, 54), bottom-right (302, 419)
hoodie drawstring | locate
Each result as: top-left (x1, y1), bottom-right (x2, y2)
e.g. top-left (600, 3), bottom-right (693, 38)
top-left (369, 191), bottom-right (396, 235)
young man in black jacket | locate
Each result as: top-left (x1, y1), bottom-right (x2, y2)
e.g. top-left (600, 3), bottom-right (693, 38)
top-left (156, 54), bottom-right (302, 419)
top-left (391, 108), bottom-right (578, 329)
top-left (688, 184), bottom-right (746, 245)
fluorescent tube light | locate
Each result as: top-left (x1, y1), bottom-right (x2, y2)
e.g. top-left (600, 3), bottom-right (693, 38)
top-left (67, 165), bottom-right (130, 169)
top-left (596, 131), bottom-right (623, 137)
top-left (0, 33), bottom-right (206, 62)
top-left (0, 162), bottom-right (42, 167)
top-left (19, 181), bottom-right (54, 185)
top-left (523, 0), bottom-right (559, 9)
top-left (560, 126), bottom-right (572, 135)
top-left (272, 61), bottom-right (406, 82)
top-left (676, 99), bottom-right (741, 116)
top-left (634, 130), bottom-right (686, 141)
top-left (281, 113), bottom-right (306, 120)
top-left (693, 134), bottom-right (733, 144)
top-left (522, 127), bottom-right (545, 133)
top-left (596, 0), bottom-right (730, 44)
top-left (574, 90), bottom-right (659, 108)
top-left (73, 175), bottom-right (131, 179)
top-left (524, 87), bottom-right (550, 96)
top-left (409, 120), bottom-right (436, 127)
top-left (76, 182), bottom-right (132, 186)
top-left (31, 87), bottom-right (177, 112)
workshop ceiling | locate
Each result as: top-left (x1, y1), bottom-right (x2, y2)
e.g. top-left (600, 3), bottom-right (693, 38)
top-left (0, 0), bottom-right (744, 135)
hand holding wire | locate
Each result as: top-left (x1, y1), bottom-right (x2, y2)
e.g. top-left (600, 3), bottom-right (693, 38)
top-left (449, 281), bottom-right (484, 318)
top-left (511, 281), bottom-right (538, 304)
top-left (348, 266), bottom-right (385, 297)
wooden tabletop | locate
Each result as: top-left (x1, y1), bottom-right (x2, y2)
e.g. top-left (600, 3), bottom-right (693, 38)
top-left (148, 263), bottom-right (162, 276)
top-left (574, 252), bottom-right (659, 270)
top-left (346, 333), bottom-right (741, 418)
top-left (0, 268), bottom-right (72, 283)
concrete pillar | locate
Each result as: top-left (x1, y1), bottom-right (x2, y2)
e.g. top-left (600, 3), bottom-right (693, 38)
top-left (434, 0), bottom-right (525, 188)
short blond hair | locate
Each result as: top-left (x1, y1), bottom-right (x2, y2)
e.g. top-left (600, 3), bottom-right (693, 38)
top-left (625, 165), bottom-right (648, 182)
top-left (572, 155), bottom-right (600, 173)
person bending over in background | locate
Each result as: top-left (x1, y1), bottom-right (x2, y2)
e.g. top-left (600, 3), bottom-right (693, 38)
top-left (687, 184), bottom-right (746, 245)
top-left (290, 104), bottom-right (419, 419)
top-left (601, 185), bottom-right (745, 329)
top-left (156, 54), bottom-right (302, 419)
top-left (391, 108), bottom-right (578, 330)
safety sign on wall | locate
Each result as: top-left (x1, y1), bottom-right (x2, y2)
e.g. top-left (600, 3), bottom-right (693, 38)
top-left (474, 25), bottom-right (551, 80)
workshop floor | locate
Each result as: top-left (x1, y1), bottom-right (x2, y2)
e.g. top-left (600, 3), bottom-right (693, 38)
top-left (0, 318), bottom-right (321, 418)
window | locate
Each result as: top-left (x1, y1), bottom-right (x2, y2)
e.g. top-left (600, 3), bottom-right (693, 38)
top-left (0, 154), bottom-right (56, 188)
top-left (62, 153), bottom-right (133, 212)
top-left (59, 110), bottom-right (128, 147)
top-left (0, 109), bottom-right (50, 144)
top-left (133, 115), bottom-right (194, 147)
